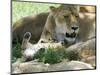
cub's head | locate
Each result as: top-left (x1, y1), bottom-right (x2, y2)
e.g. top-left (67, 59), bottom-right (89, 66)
top-left (49, 4), bottom-right (80, 44)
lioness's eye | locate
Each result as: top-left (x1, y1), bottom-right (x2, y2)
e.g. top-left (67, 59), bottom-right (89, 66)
top-left (64, 15), bottom-right (69, 18)
top-left (75, 15), bottom-right (79, 18)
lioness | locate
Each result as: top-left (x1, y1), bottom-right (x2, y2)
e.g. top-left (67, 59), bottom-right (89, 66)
top-left (13, 5), bottom-right (95, 45)
top-left (38, 5), bottom-right (80, 45)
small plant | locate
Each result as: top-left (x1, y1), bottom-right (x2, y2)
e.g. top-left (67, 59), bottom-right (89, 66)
top-left (12, 43), bottom-right (22, 63)
top-left (33, 48), bottom-right (46, 62)
top-left (44, 47), bottom-right (62, 64)
top-left (33, 47), bottom-right (81, 64)
top-left (33, 47), bottom-right (68, 64)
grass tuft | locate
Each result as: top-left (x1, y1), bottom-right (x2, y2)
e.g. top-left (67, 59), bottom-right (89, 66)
top-left (33, 47), bottom-right (80, 64)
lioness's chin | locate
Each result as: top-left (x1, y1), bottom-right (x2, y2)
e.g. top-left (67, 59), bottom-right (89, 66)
top-left (65, 38), bottom-right (76, 43)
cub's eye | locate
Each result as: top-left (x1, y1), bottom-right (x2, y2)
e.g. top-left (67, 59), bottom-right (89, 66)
top-left (64, 15), bottom-right (69, 18)
top-left (75, 15), bottom-right (79, 18)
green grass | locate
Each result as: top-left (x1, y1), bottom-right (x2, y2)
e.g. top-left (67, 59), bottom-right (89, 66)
top-left (33, 47), bottom-right (66, 64)
top-left (12, 43), bottom-right (22, 63)
top-left (33, 47), bottom-right (80, 64)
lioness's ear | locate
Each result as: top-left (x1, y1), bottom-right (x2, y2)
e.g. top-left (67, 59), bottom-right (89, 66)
top-left (79, 6), bottom-right (95, 13)
top-left (49, 6), bottom-right (57, 13)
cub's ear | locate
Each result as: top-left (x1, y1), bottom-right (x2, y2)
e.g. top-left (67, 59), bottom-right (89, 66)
top-left (23, 32), bottom-right (31, 41)
top-left (49, 6), bottom-right (57, 13)
top-left (21, 32), bottom-right (31, 50)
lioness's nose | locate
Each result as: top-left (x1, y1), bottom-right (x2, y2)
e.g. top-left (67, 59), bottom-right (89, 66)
top-left (71, 26), bottom-right (78, 30)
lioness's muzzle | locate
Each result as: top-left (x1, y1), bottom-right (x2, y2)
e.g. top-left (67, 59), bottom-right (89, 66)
top-left (66, 32), bottom-right (77, 38)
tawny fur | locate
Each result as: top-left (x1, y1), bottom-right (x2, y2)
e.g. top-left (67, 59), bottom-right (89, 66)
top-left (13, 5), bottom-right (95, 44)
top-left (13, 13), bottom-right (49, 44)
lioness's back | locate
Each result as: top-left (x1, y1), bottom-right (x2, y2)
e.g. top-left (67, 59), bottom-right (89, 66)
top-left (13, 13), bottom-right (49, 44)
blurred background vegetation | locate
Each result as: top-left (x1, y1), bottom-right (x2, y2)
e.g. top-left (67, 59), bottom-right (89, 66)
top-left (12, 1), bottom-right (59, 24)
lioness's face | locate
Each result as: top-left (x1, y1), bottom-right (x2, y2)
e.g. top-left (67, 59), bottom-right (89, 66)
top-left (50, 5), bottom-right (80, 44)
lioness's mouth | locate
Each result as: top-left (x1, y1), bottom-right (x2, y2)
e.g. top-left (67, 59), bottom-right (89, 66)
top-left (63, 32), bottom-right (77, 44)
top-left (66, 32), bottom-right (77, 38)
